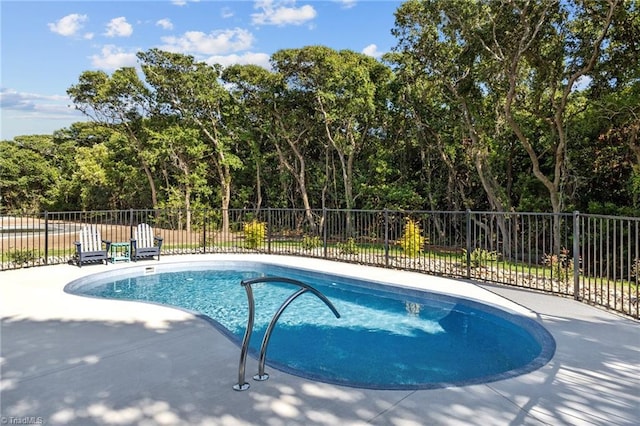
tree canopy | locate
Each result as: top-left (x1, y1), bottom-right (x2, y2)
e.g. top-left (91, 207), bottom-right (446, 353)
top-left (2, 0), bottom-right (638, 218)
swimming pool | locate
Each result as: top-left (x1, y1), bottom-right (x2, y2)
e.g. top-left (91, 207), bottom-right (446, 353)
top-left (65, 260), bottom-right (556, 390)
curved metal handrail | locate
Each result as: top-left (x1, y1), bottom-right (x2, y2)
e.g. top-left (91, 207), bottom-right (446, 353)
top-left (233, 276), bottom-right (340, 391)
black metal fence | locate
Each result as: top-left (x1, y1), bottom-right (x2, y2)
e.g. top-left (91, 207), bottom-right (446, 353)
top-left (1, 209), bottom-right (638, 319)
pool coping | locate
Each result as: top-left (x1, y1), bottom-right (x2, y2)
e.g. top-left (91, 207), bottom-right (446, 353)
top-left (1, 253), bottom-right (639, 425)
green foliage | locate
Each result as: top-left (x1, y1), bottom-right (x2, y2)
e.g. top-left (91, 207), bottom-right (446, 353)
top-left (337, 237), bottom-right (359, 255)
top-left (243, 220), bottom-right (266, 249)
top-left (631, 169), bottom-right (640, 211)
top-left (72, 144), bottom-right (111, 210)
top-left (302, 235), bottom-right (322, 251)
top-left (399, 218), bottom-right (426, 257)
top-left (464, 248), bottom-right (499, 268)
top-left (0, 136), bottom-right (60, 213)
top-left (6, 16), bottom-right (638, 216)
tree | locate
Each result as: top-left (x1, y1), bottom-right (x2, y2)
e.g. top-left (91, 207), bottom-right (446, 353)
top-left (275, 47), bottom-right (391, 210)
top-left (571, 82), bottom-right (640, 213)
top-left (391, 0), bottom-right (633, 253)
top-left (0, 135), bottom-right (59, 213)
top-left (271, 46), bottom-right (393, 235)
top-left (384, 50), bottom-right (474, 211)
top-left (138, 49), bottom-right (242, 233)
top-left (224, 61), bottom-right (326, 229)
top-left (67, 68), bottom-right (160, 208)
top-left (72, 143), bottom-right (111, 210)
top-left (223, 64), bottom-right (277, 211)
top-left (392, 0), bottom-right (515, 253)
top-left (149, 123), bottom-right (212, 231)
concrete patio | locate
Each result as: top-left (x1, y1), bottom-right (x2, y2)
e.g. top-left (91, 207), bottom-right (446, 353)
top-left (1, 254), bottom-right (638, 425)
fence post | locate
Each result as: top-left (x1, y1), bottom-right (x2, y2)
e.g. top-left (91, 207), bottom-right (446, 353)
top-left (129, 208), bottom-right (134, 239)
top-left (322, 207), bottom-right (328, 259)
top-left (466, 210), bottom-right (472, 279)
top-left (573, 210), bottom-right (581, 300)
top-left (43, 211), bottom-right (49, 265)
top-left (384, 209), bottom-right (389, 267)
top-left (203, 209), bottom-right (207, 254)
top-left (267, 208), bottom-right (272, 254)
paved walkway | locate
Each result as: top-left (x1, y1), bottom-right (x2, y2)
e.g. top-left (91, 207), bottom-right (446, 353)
top-left (1, 254), bottom-right (638, 426)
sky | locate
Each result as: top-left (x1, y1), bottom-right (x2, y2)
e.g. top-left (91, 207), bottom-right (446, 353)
top-left (0, 0), bottom-right (403, 140)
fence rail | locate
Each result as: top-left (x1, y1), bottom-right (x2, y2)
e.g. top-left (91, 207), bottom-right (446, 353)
top-left (1, 209), bottom-right (638, 319)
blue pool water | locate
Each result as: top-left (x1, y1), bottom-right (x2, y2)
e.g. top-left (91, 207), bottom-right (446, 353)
top-left (65, 261), bottom-right (555, 389)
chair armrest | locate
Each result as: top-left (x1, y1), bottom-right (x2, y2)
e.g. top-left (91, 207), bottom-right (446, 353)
top-left (154, 236), bottom-right (163, 248)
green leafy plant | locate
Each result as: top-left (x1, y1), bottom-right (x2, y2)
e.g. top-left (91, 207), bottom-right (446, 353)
top-left (464, 247), bottom-right (499, 268)
top-left (399, 218), bottom-right (426, 257)
top-left (302, 235), bottom-right (322, 251)
top-left (337, 237), bottom-right (359, 255)
top-left (243, 220), bottom-right (266, 249)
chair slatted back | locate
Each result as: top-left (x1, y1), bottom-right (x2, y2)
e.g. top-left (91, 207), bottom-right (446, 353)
top-left (135, 224), bottom-right (155, 248)
top-left (80, 225), bottom-right (102, 252)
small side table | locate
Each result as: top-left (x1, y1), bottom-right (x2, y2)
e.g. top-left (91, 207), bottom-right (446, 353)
top-left (110, 242), bottom-right (130, 263)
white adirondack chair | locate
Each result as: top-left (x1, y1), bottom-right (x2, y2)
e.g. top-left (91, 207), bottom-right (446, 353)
top-left (130, 223), bottom-right (163, 261)
top-left (74, 225), bottom-right (111, 267)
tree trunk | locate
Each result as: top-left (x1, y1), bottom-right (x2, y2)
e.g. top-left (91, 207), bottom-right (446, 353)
top-left (185, 184), bottom-right (191, 233)
top-left (221, 170), bottom-right (231, 235)
top-left (271, 129), bottom-right (316, 232)
top-left (142, 163), bottom-right (158, 208)
top-left (457, 92), bottom-right (513, 255)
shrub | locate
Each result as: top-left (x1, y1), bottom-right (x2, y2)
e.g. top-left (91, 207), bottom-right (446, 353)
top-left (542, 247), bottom-right (574, 283)
top-left (7, 249), bottom-right (40, 267)
top-left (399, 218), bottom-right (426, 257)
top-left (464, 247), bottom-right (499, 268)
top-left (337, 237), bottom-right (359, 255)
top-left (302, 235), bottom-right (322, 251)
top-left (243, 220), bottom-right (266, 249)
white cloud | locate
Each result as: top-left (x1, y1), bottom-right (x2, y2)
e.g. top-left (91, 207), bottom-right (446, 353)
top-left (105, 17), bottom-right (133, 37)
top-left (205, 52), bottom-right (271, 69)
top-left (48, 13), bottom-right (88, 37)
top-left (172, 0), bottom-right (200, 6)
top-left (221, 7), bottom-right (234, 19)
top-left (362, 44), bottom-right (383, 58)
top-left (0, 88), bottom-right (82, 122)
top-left (337, 0), bottom-right (357, 9)
top-left (0, 89), bottom-right (89, 139)
top-left (90, 45), bottom-right (138, 70)
top-left (160, 28), bottom-right (254, 55)
top-left (252, 0), bottom-right (317, 26)
top-left (0, 88), bottom-right (69, 111)
top-left (156, 18), bottom-right (174, 30)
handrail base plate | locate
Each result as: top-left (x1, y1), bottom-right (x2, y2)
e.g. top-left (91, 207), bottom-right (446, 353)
top-left (233, 383), bottom-right (250, 391)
